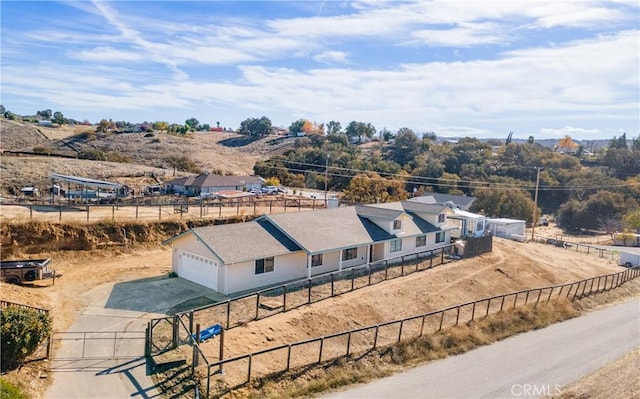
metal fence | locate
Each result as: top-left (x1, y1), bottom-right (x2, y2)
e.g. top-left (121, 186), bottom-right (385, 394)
top-left (51, 331), bottom-right (146, 360)
top-left (199, 266), bottom-right (640, 395)
top-left (531, 234), bottom-right (619, 259)
top-left (1, 197), bottom-right (332, 224)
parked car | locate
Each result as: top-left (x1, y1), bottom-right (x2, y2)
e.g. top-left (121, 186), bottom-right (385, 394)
top-left (277, 186), bottom-right (287, 194)
top-left (263, 186), bottom-right (278, 194)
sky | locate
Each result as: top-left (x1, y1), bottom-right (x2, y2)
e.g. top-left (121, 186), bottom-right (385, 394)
top-left (1, 1), bottom-right (639, 139)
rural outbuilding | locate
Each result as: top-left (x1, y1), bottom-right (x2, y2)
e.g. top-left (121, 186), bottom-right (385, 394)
top-left (486, 218), bottom-right (526, 242)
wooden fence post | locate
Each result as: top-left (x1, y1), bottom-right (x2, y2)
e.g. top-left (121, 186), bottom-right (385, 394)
top-left (247, 355), bottom-right (252, 383)
top-left (226, 301), bottom-right (231, 329)
top-left (286, 344), bottom-right (292, 370)
top-left (455, 306), bottom-right (461, 325)
top-left (331, 273), bottom-right (335, 297)
top-left (307, 279), bottom-right (312, 304)
top-left (346, 332), bottom-right (352, 356)
top-left (420, 315), bottom-right (426, 336)
top-left (373, 325), bottom-right (379, 349)
top-left (471, 302), bottom-right (476, 321)
top-left (368, 265), bottom-right (372, 286)
top-left (351, 268), bottom-right (355, 291)
top-left (59, 206), bottom-right (62, 222)
top-left (218, 328), bottom-right (225, 374)
top-left (282, 285), bottom-right (287, 312)
top-left (318, 338), bottom-right (324, 363)
top-left (255, 293), bottom-right (260, 320)
top-left (500, 295), bottom-right (505, 311)
top-left (398, 321), bottom-right (404, 342)
top-left (547, 287), bottom-right (554, 302)
top-left (486, 298), bottom-right (491, 316)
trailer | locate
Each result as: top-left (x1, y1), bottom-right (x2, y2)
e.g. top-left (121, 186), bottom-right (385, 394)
top-left (1, 259), bottom-right (56, 285)
top-left (619, 250), bottom-right (640, 268)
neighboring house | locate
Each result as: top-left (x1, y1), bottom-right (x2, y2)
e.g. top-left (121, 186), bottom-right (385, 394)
top-left (165, 173), bottom-right (263, 197)
top-left (486, 218), bottom-right (526, 242)
top-left (416, 193), bottom-right (476, 211)
top-left (163, 198), bottom-right (456, 295)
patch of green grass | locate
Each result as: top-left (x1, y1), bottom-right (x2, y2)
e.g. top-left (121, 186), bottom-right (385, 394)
top-left (0, 378), bottom-right (28, 399)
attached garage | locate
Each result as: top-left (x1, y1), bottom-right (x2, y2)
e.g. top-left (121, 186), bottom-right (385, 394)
top-left (177, 250), bottom-right (218, 291)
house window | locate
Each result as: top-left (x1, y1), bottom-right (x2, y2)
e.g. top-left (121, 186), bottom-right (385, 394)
top-left (342, 247), bottom-right (358, 261)
top-left (416, 235), bottom-right (427, 247)
top-left (255, 257), bottom-right (274, 274)
top-left (477, 221), bottom-right (484, 232)
top-left (311, 254), bottom-right (323, 267)
top-left (393, 220), bottom-right (402, 230)
top-left (436, 232), bottom-right (445, 243)
top-left (390, 239), bottom-right (402, 253)
top-left (438, 213), bottom-right (445, 223)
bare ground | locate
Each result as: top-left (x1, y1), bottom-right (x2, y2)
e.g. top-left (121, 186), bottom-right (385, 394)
top-left (549, 349), bottom-right (640, 399)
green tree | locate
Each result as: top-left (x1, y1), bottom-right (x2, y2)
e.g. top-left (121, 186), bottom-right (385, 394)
top-left (0, 105), bottom-right (5, 115)
top-left (37, 109), bottom-right (52, 119)
top-left (52, 111), bottom-right (66, 124)
top-left (342, 172), bottom-right (408, 203)
top-left (239, 116), bottom-right (273, 137)
top-left (623, 210), bottom-right (640, 233)
top-left (471, 187), bottom-right (537, 222)
top-left (152, 121), bottom-right (169, 132)
top-left (1, 307), bottom-right (52, 371)
top-left (289, 119), bottom-right (306, 134)
top-left (345, 121), bottom-right (376, 143)
top-left (185, 118), bottom-right (200, 131)
top-left (387, 127), bottom-right (420, 165)
top-left (609, 132), bottom-right (628, 149)
top-left (264, 177), bottom-right (281, 186)
top-left (326, 120), bottom-right (342, 135)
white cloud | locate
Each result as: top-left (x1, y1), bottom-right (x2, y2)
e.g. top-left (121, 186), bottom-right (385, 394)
top-left (539, 126), bottom-right (601, 138)
top-left (312, 51), bottom-right (349, 64)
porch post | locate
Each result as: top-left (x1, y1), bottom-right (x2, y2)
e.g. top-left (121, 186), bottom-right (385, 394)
top-left (339, 250), bottom-right (343, 272)
top-left (307, 255), bottom-right (312, 279)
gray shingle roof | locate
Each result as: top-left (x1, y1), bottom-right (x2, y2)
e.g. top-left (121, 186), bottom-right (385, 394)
top-left (355, 204), bottom-right (405, 220)
top-left (401, 200), bottom-right (448, 214)
top-left (166, 173), bottom-right (262, 188)
top-left (192, 220), bottom-right (300, 264)
top-left (411, 193), bottom-right (476, 209)
top-left (265, 207), bottom-right (379, 254)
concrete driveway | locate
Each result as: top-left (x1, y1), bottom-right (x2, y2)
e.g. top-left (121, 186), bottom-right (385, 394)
top-left (46, 277), bottom-right (225, 399)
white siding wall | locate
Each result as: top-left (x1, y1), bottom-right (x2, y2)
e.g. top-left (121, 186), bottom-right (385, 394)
top-left (309, 251), bottom-right (341, 276)
top-left (224, 251), bottom-right (308, 295)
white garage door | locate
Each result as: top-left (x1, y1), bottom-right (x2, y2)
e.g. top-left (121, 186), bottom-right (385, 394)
top-left (177, 250), bottom-right (218, 291)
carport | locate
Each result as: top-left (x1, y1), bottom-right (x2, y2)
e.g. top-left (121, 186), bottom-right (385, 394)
top-left (49, 173), bottom-right (123, 204)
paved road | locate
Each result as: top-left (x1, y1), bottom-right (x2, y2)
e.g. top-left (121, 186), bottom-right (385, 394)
top-left (326, 299), bottom-right (640, 399)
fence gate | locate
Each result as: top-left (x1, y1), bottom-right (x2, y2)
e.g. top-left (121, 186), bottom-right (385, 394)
top-left (147, 316), bottom-right (177, 356)
top-left (51, 330), bottom-right (146, 360)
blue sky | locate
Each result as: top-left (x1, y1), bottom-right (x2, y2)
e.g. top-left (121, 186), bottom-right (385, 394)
top-left (1, 1), bottom-right (638, 139)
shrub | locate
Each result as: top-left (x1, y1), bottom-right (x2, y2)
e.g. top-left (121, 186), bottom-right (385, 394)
top-left (0, 378), bottom-right (27, 399)
top-left (78, 149), bottom-right (106, 161)
top-left (32, 146), bottom-right (51, 155)
top-left (1, 307), bottom-right (52, 371)
top-left (105, 152), bottom-right (132, 163)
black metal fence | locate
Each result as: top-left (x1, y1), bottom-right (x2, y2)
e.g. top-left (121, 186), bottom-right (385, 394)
top-left (199, 266), bottom-right (640, 395)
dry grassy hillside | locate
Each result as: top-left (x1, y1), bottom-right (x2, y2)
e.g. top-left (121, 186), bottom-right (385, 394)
top-left (0, 120), bottom-right (297, 196)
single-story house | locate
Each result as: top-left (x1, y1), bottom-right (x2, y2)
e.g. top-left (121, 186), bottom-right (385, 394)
top-left (166, 173), bottom-right (263, 197)
top-left (417, 193), bottom-right (476, 211)
top-left (486, 218), bottom-right (526, 242)
top-left (163, 198), bottom-right (456, 295)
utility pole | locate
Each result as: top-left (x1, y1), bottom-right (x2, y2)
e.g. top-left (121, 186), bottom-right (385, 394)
top-left (324, 154), bottom-right (329, 204)
top-left (531, 166), bottom-right (543, 241)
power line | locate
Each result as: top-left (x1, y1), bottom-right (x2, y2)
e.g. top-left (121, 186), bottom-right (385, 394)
top-left (266, 160), bottom-right (640, 191)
